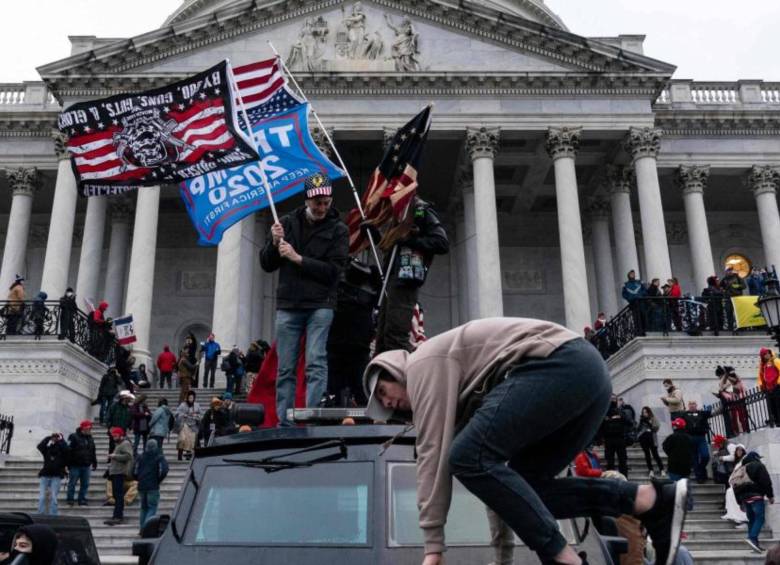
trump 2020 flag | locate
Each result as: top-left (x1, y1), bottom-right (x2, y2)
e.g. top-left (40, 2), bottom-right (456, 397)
top-left (113, 315), bottom-right (137, 345)
top-left (180, 102), bottom-right (344, 245)
top-left (57, 61), bottom-right (259, 196)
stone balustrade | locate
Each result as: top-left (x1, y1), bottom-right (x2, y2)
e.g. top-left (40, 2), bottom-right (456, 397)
top-left (0, 82), bottom-right (60, 110)
top-left (656, 79), bottom-right (780, 107)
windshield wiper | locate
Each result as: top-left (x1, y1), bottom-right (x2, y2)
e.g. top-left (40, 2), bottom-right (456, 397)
top-left (223, 439), bottom-right (348, 473)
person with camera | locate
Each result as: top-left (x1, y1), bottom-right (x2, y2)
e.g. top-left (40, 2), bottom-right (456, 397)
top-left (36, 432), bottom-right (69, 515)
top-left (65, 420), bottom-right (97, 507)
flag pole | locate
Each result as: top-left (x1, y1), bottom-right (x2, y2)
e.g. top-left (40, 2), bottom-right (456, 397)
top-left (266, 41), bottom-right (384, 275)
top-left (226, 58), bottom-right (280, 225)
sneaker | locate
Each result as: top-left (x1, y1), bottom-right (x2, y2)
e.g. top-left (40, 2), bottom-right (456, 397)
top-left (745, 538), bottom-right (765, 553)
top-left (638, 479), bottom-right (688, 565)
top-left (734, 523), bottom-right (748, 530)
top-left (66, 500), bottom-right (75, 507)
top-left (104, 518), bottom-right (123, 526)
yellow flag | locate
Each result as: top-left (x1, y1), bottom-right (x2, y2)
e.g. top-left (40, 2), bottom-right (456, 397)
top-left (731, 296), bottom-right (767, 328)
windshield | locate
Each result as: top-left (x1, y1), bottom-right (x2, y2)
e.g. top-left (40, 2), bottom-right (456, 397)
top-left (185, 462), bottom-right (372, 546)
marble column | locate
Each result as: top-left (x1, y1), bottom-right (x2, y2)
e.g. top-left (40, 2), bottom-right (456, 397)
top-left (624, 127), bottom-right (672, 281)
top-left (588, 199), bottom-right (619, 316)
top-left (123, 187), bottom-right (160, 368)
top-left (465, 127), bottom-right (503, 319)
top-left (103, 196), bottom-right (133, 317)
top-left (545, 127), bottom-right (591, 331)
top-left (0, 167), bottom-right (39, 292)
top-left (74, 195), bottom-right (108, 307)
top-left (607, 165), bottom-right (641, 283)
top-left (40, 132), bottom-right (79, 297)
top-left (748, 166), bottom-right (780, 270)
top-left (676, 165), bottom-right (715, 290)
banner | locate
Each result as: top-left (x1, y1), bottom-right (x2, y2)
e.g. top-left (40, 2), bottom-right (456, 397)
top-left (113, 315), bottom-right (137, 345)
top-left (180, 103), bottom-right (344, 245)
top-left (732, 296), bottom-right (766, 329)
top-left (57, 61), bottom-right (259, 195)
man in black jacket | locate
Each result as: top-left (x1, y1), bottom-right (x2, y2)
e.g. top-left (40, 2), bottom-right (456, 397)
top-left (37, 433), bottom-right (69, 515)
top-left (662, 418), bottom-right (694, 481)
top-left (66, 420), bottom-right (97, 506)
top-left (683, 401), bottom-right (711, 483)
top-left (732, 451), bottom-right (775, 553)
top-left (58, 287), bottom-right (77, 341)
top-left (374, 197), bottom-right (449, 354)
top-left (260, 173), bottom-right (349, 426)
top-left (600, 395), bottom-right (630, 477)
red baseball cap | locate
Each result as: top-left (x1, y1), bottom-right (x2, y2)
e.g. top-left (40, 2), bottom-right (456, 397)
top-left (109, 427), bottom-right (125, 437)
top-left (671, 418), bottom-right (687, 430)
top-left (79, 420), bottom-right (93, 430)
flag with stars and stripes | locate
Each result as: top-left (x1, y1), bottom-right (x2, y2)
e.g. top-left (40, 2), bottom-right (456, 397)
top-left (57, 61), bottom-right (259, 196)
top-left (346, 106), bottom-right (432, 254)
top-left (232, 58), bottom-right (304, 129)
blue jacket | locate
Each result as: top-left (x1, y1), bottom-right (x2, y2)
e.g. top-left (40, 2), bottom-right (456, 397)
top-left (622, 280), bottom-right (646, 304)
top-left (133, 439), bottom-right (169, 491)
top-left (149, 405), bottom-right (172, 437)
top-left (202, 340), bottom-right (221, 361)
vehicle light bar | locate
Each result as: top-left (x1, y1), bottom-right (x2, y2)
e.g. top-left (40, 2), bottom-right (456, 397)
top-left (287, 407), bottom-right (371, 423)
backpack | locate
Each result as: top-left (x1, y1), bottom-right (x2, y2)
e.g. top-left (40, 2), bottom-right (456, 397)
top-left (220, 357), bottom-right (231, 372)
top-left (729, 463), bottom-right (755, 490)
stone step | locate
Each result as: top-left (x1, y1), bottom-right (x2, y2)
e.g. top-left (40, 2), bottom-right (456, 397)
top-left (686, 518), bottom-right (767, 531)
top-left (0, 500), bottom-right (176, 512)
top-left (0, 488), bottom-right (183, 499)
top-left (98, 555), bottom-right (138, 565)
top-left (688, 549), bottom-right (768, 564)
top-left (684, 538), bottom-right (780, 551)
top-left (685, 528), bottom-right (771, 540)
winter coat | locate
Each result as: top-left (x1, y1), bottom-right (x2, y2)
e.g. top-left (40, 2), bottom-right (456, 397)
top-left (747, 274), bottom-right (765, 296)
top-left (731, 452), bottom-right (774, 504)
top-left (669, 283), bottom-right (682, 298)
top-left (31, 291), bottom-right (48, 321)
top-left (156, 347), bottom-right (177, 373)
top-left (98, 371), bottom-right (122, 401)
top-left (107, 401), bottom-right (132, 430)
top-left (662, 429), bottom-right (694, 477)
top-left (721, 272), bottom-right (746, 297)
top-left (6, 283), bottom-right (24, 313)
top-left (8, 524), bottom-right (59, 565)
top-left (67, 430), bottom-right (97, 468)
top-left (386, 199), bottom-right (449, 287)
top-left (574, 450), bottom-right (603, 478)
top-left (260, 205), bottom-right (349, 310)
top-left (757, 348), bottom-right (780, 391)
top-left (108, 438), bottom-right (134, 477)
top-left (244, 347), bottom-right (264, 373)
top-left (177, 356), bottom-right (196, 379)
top-left (149, 405), bottom-right (173, 437)
top-left (59, 292), bottom-right (77, 313)
top-left (662, 386), bottom-right (685, 413)
top-left (92, 301), bottom-right (108, 325)
top-left (225, 351), bottom-right (245, 376)
top-left (601, 404), bottom-right (628, 443)
top-left (622, 280), bottom-right (646, 303)
top-left (201, 340), bottom-right (221, 361)
top-left (684, 408), bottom-right (711, 437)
top-left (133, 439), bottom-right (168, 491)
top-left (176, 402), bottom-right (202, 432)
top-left (131, 402), bottom-right (152, 433)
top-left (37, 437), bottom-right (69, 478)
top-left (636, 415), bottom-right (660, 446)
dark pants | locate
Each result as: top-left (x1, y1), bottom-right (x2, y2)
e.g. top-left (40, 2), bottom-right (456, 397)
top-left (160, 372), bottom-right (172, 389)
top-left (150, 434), bottom-right (165, 447)
top-left (133, 431), bottom-right (148, 454)
top-left (327, 347), bottom-right (370, 405)
top-left (639, 435), bottom-right (664, 472)
top-left (204, 358), bottom-right (217, 388)
top-left (691, 435), bottom-right (710, 482)
top-left (111, 474), bottom-right (125, 519)
top-left (767, 388), bottom-right (780, 427)
top-left (449, 338), bottom-right (637, 561)
top-left (604, 440), bottom-right (629, 478)
top-left (5, 312), bottom-right (21, 335)
top-left (59, 311), bottom-right (75, 341)
top-left (375, 282), bottom-right (417, 354)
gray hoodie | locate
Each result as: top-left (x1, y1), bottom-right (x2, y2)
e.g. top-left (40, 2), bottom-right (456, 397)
top-left (363, 317), bottom-right (578, 554)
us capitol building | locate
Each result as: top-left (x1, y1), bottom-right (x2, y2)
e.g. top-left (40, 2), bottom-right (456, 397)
top-left (1, 0), bottom-right (779, 426)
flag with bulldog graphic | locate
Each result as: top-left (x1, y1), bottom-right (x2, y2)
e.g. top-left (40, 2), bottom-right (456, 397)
top-left (57, 61), bottom-right (259, 196)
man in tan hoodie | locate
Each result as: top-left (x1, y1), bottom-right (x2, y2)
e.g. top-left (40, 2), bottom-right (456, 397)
top-left (364, 317), bottom-right (688, 565)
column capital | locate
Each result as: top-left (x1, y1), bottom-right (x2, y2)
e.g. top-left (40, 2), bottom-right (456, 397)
top-left (52, 130), bottom-right (70, 161)
top-left (587, 198), bottom-right (611, 220)
top-left (309, 125), bottom-right (334, 158)
top-left (747, 165), bottom-right (779, 196)
top-left (545, 127), bottom-right (582, 161)
top-left (466, 127), bottom-right (500, 160)
top-left (109, 194), bottom-right (135, 222)
top-left (5, 167), bottom-right (40, 197)
top-left (676, 165), bottom-right (710, 195)
top-left (624, 127), bottom-right (662, 161)
top-left (606, 164), bottom-right (634, 194)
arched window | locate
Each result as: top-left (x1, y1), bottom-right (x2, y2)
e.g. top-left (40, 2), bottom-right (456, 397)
top-left (724, 254), bottom-right (751, 278)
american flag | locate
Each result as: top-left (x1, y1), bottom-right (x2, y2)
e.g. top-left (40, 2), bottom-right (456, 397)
top-left (59, 61), bottom-right (258, 195)
top-left (233, 58), bottom-right (303, 129)
top-left (346, 106), bottom-right (432, 254)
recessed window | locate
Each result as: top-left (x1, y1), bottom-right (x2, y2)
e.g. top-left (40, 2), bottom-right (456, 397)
top-left (724, 254), bottom-right (751, 278)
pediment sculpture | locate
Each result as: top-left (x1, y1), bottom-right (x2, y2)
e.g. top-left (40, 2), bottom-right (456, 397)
top-left (287, 2), bottom-right (421, 72)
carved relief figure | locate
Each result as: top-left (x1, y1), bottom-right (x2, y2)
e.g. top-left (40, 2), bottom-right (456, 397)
top-left (363, 30), bottom-right (384, 60)
top-left (287, 17), bottom-right (329, 71)
top-left (342, 2), bottom-right (367, 59)
top-left (384, 14), bottom-right (421, 71)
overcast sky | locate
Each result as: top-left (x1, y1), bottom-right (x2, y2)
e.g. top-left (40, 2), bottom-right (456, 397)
top-left (0, 0), bottom-right (777, 82)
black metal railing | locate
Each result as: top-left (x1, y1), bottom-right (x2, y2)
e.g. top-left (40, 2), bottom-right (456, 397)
top-left (706, 386), bottom-right (780, 438)
top-left (593, 296), bottom-right (763, 359)
top-left (0, 300), bottom-right (116, 364)
top-left (0, 413), bottom-right (13, 455)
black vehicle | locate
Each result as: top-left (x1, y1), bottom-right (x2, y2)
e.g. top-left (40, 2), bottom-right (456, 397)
top-left (136, 406), bottom-right (628, 565)
top-left (0, 513), bottom-right (100, 565)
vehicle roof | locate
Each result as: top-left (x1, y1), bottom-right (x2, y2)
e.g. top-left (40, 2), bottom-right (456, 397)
top-left (0, 513), bottom-right (92, 529)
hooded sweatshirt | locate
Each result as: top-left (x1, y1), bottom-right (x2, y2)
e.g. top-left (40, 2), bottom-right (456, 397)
top-left (11, 524), bottom-right (58, 565)
top-left (134, 439), bottom-right (169, 491)
top-left (156, 346), bottom-right (177, 373)
top-left (757, 348), bottom-right (780, 391)
top-left (363, 317), bottom-right (578, 554)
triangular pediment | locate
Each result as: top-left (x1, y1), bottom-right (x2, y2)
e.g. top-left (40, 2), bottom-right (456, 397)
top-left (37, 0), bottom-right (675, 97)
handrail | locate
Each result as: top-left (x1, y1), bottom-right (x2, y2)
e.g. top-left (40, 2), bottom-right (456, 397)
top-left (706, 385), bottom-right (777, 439)
top-left (0, 300), bottom-right (116, 365)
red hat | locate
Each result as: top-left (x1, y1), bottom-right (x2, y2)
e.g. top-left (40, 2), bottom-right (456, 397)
top-left (79, 420), bottom-right (93, 430)
top-left (712, 434), bottom-right (727, 447)
top-left (109, 427), bottom-right (125, 437)
top-left (671, 418), bottom-right (687, 430)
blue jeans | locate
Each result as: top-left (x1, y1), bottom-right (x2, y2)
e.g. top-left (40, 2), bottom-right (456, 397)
top-left (38, 476), bottom-right (62, 515)
top-left (66, 466), bottom-right (91, 504)
top-left (691, 435), bottom-right (710, 481)
top-left (275, 308), bottom-right (334, 426)
top-left (448, 339), bottom-right (637, 561)
top-left (746, 499), bottom-right (766, 542)
top-left (140, 490), bottom-right (161, 528)
top-left (100, 398), bottom-right (111, 423)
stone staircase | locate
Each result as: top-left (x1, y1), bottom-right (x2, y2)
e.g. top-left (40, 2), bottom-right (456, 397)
top-left (0, 387), bottom-right (239, 565)
top-left (0, 388), bottom-right (773, 564)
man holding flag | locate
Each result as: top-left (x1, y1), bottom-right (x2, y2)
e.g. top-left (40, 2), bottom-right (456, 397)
top-left (260, 173), bottom-right (349, 426)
